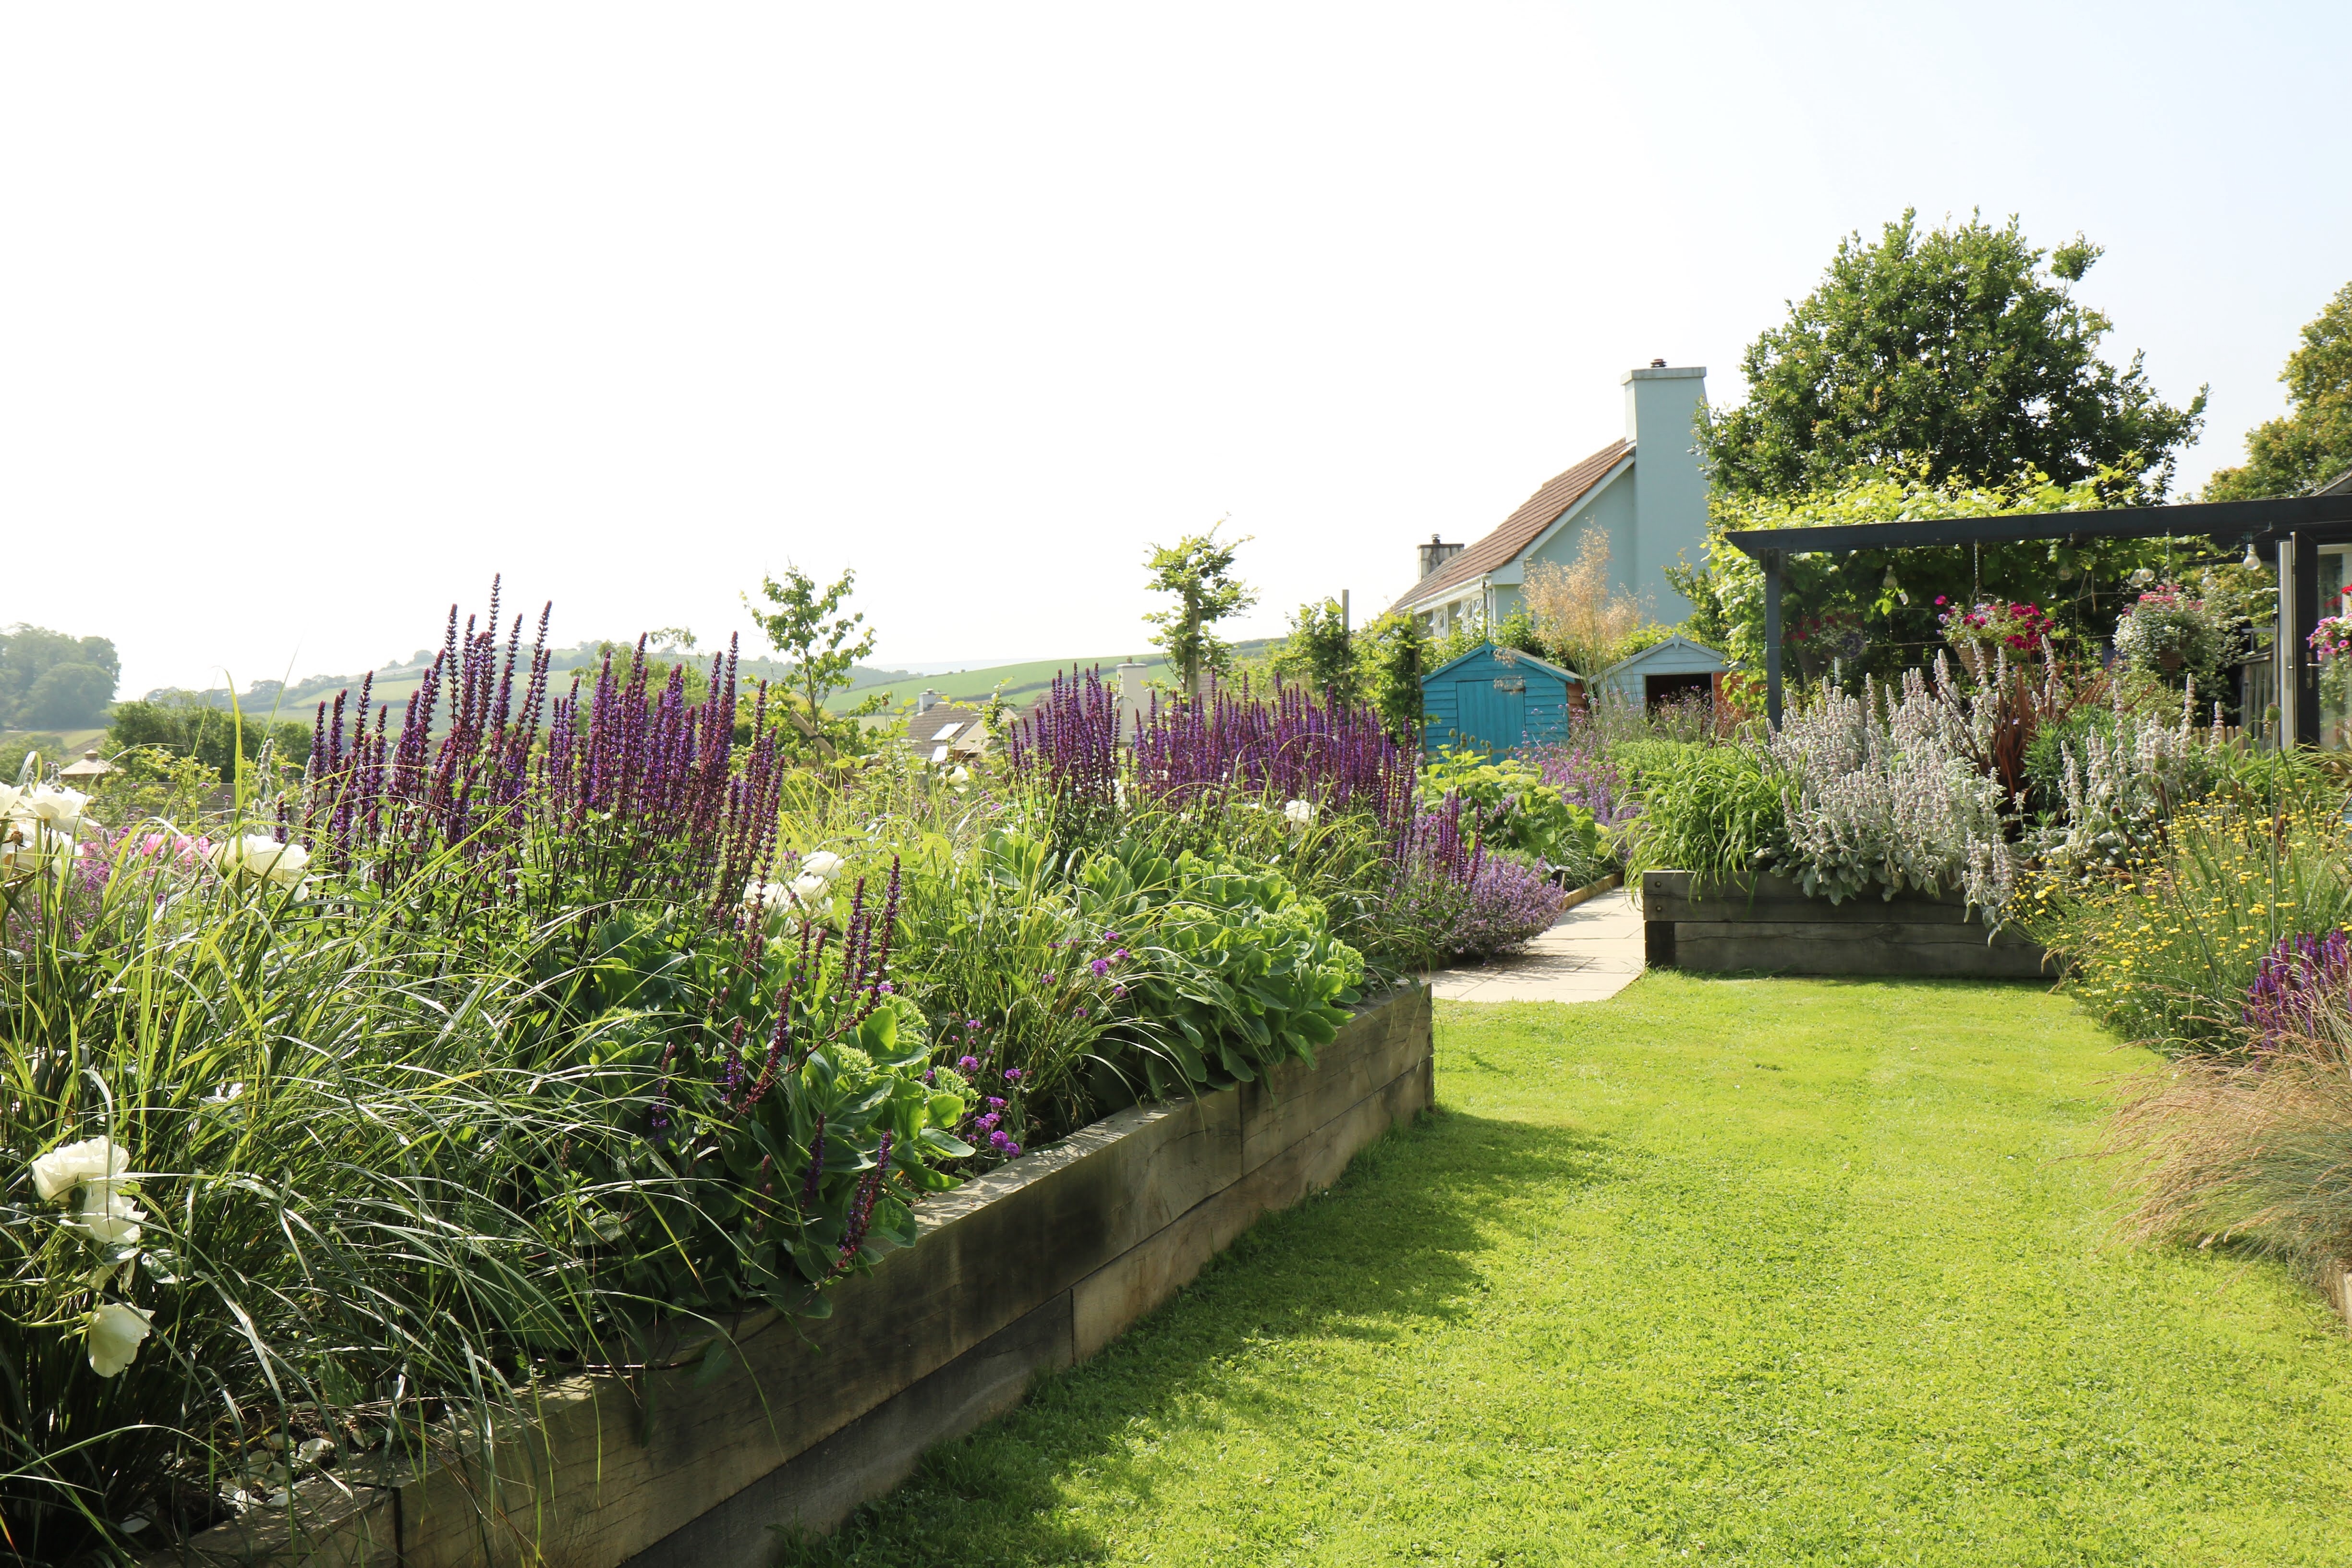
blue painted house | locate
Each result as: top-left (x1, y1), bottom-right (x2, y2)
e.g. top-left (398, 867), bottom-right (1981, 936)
top-left (1420, 644), bottom-right (1582, 755)
top-left (1390, 363), bottom-right (1711, 635)
top-left (1587, 634), bottom-right (1729, 710)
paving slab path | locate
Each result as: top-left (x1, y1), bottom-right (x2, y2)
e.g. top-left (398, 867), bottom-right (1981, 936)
top-left (1427, 884), bottom-right (1644, 1003)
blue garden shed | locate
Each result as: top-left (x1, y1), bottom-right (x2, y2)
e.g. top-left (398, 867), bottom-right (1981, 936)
top-left (1420, 644), bottom-right (1581, 755)
top-left (1587, 634), bottom-right (1729, 710)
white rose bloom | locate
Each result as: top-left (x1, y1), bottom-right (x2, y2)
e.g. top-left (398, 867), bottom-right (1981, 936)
top-left (85, 1302), bottom-right (155, 1378)
top-left (947, 766), bottom-right (970, 785)
top-left (789, 872), bottom-right (830, 904)
top-left (0, 783), bottom-right (25, 818)
top-left (798, 851), bottom-right (845, 882)
top-left (741, 880), bottom-right (795, 915)
top-left (32, 1137), bottom-right (129, 1202)
top-left (18, 784), bottom-right (91, 832)
top-left (1283, 799), bottom-right (1317, 826)
top-left (212, 836), bottom-right (312, 896)
top-left (77, 1178), bottom-right (145, 1248)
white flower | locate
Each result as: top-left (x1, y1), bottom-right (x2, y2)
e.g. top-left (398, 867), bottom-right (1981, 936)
top-left (741, 879), bottom-right (795, 915)
top-left (77, 1178), bottom-right (145, 1248)
top-left (798, 851), bottom-right (845, 882)
top-left (2, 823), bottom-right (82, 872)
top-left (211, 835), bottom-right (312, 897)
top-left (790, 872), bottom-right (830, 904)
top-left (85, 1302), bottom-right (154, 1378)
top-left (32, 1137), bottom-right (129, 1203)
top-left (1283, 799), bottom-right (1317, 827)
top-left (0, 783), bottom-right (24, 819)
top-left (16, 784), bottom-right (90, 832)
top-left (947, 766), bottom-right (970, 786)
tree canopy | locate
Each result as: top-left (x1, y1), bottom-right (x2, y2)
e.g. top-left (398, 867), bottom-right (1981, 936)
top-left (1700, 211), bottom-right (2206, 501)
top-left (2203, 281), bottom-right (2352, 501)
top-left (0, 625), bottom-right (120, 730)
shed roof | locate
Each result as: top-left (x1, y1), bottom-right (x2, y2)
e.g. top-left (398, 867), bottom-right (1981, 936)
top-left (1423, 644), bottom-right (1584, 683)
top-left (1591, 634), bottom-right (1729, 681)
top-left (1390, 440), bottom-right (1632, 614)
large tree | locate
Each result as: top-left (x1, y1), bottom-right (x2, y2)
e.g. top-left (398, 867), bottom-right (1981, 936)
top-left (1700, 211), bottom-right (2206, 500)
top-left (2203, 281), bottom-right (2352, 500)
top-left (0, 624), bottom-right (120, 729)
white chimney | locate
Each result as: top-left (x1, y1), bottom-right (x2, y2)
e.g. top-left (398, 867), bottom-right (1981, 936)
top-left (917, 689), bottom-right (941, 715)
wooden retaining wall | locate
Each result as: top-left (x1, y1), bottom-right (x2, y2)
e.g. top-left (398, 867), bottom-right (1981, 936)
top-left (1640, 871), bottom-right (2049, 979)
top-left (161, 986), bottom-right (1434, 1568)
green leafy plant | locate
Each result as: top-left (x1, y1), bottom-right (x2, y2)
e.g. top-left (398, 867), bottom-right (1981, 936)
top-left (1624, 744), bottom-right (1788, 888)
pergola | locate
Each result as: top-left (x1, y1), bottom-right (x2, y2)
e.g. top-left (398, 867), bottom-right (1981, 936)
top-left (1721, 491), bottom-right (2352, 743)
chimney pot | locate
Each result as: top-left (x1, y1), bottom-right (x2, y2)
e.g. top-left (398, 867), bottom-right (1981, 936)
top-left (1650, 357), bottom-right (1667, 368)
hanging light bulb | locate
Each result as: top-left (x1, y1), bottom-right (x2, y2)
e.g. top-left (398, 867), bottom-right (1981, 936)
top-left (2243, 537), bottom-right (2262, 571)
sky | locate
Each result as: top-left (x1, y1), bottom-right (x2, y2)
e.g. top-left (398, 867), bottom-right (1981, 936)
top-left (3, 2), bottom-right (2347, 699)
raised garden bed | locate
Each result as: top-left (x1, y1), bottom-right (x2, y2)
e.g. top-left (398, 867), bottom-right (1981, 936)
top-left (1640, 871), bottom-right (2049, 979)
top-left (157, 985), bottom-right (1434, 1568)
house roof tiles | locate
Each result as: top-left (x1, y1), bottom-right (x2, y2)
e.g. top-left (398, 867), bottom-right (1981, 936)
top-left (1389, 439), bottom-right (1632, 615)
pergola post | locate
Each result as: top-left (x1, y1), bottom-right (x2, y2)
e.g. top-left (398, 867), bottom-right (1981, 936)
top-left (2293, 531), bottom-right (2322, 748)
top-left (1762, 548), bottom-right (1783, 730)
top-left (2277, 535), bottom-right (2296, 749)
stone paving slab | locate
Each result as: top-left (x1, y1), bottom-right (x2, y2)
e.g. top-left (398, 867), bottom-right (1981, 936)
top-left (1429, 887), bottom-right (1645, 1004)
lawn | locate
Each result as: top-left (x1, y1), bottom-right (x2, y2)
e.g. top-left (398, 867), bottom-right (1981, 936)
top-left (787, 974), bottom-right (2352, 1567)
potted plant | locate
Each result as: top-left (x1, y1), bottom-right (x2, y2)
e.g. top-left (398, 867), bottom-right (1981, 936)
top-left (2113, 584), bottom-right (2230, 689)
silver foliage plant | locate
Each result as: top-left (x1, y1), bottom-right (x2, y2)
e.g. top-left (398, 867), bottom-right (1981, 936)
top-left (2029, 679), bottom-right (2205, 886)
top-left (1762, 651), bottom-right (2209, 927)
top-left (1762, 655), bottom-right (2013, 921)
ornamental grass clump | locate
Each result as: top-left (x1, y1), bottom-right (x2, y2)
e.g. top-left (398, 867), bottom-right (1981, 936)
top-left (1, 828), bottom-right (638, 1566)
top-left (2106, 1021), bottom-right (2352, 1289)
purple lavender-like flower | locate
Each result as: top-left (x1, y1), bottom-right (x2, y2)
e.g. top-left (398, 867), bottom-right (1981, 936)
top-left (2243, 930), bottom-right (2352, 1049)
top-left (1089, 958), bottom-right (1111, 977)
top-left (1002, 1068), bottom-right (1022, 1082)
top-left (958, 1054), bottom-right (981, 1073)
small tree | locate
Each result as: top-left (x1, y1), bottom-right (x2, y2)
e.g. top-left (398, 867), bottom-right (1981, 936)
top-left (743, 565), bottom-right (883, 759)
top-left (1272, 597), bottom-right (1358, 703)
top-left (2204, 280), bottom-right (2352, 500)
top-left (1355, 612), bottom-right (1428, 744)
top-left (1142, 524), bottom-right (1258, 696)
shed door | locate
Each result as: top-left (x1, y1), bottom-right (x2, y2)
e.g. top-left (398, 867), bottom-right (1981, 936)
top-left (1455, 678), bottom-right (1526, 752)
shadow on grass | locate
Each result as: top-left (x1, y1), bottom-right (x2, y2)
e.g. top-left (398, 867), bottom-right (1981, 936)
top-left (776, 1106), bottom-right (1618, 1567)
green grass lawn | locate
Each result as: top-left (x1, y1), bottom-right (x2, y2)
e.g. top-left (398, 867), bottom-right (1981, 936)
top-left (788, 975), bottom-right (2352, 1567)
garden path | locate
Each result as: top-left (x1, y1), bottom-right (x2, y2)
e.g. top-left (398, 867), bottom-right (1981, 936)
top-left (1427, 885), bottom-right (1644, 1002)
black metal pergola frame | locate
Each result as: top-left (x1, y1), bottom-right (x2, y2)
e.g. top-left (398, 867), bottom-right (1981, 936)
top-left (1721, 494), bottom-right (2352, 742)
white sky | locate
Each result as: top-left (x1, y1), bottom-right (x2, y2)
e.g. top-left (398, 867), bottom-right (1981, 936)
top-left (4, 3), bottom-right (2347, 698)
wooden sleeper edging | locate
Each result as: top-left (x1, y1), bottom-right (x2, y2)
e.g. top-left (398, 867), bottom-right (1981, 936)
top-left (152, 985), bottom-right (1435, 1568)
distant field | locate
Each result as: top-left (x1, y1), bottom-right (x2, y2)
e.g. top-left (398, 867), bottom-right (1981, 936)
top-left (0, 728), bottom-right (106, 755)
top-left (839, 640), bottom-right (1278, 708)
top-left (840, 654), bottom-right (1167, 707)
